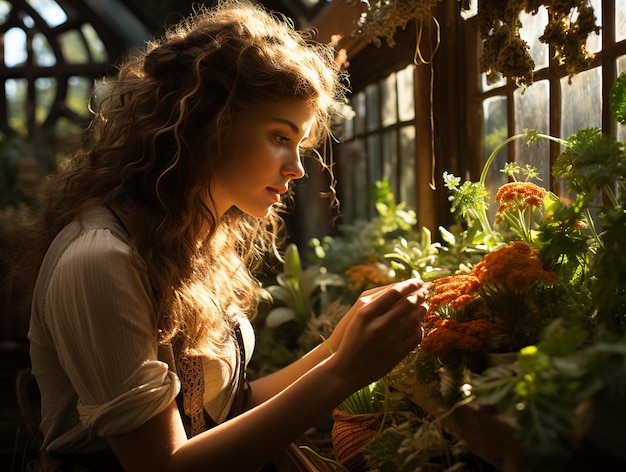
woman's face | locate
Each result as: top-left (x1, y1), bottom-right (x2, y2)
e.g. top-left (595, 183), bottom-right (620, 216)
top-left (211, 99), bottom-right (315, 218)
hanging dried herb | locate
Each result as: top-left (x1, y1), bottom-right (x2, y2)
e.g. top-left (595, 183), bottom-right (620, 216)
top-left (346, 0), bottom-right (441, 48)
top-left (478, 0), bottom-right (601, 86)
top-left (347, 0), bottom-right (601, 87)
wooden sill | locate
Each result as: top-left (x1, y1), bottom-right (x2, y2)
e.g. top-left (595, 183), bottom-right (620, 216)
top-left (395, 381), bottom-right (531, 472)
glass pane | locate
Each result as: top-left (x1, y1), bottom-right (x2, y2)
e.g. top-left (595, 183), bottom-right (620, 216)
top-left (66, 76), bottom-right (91, 116)
top-left (382, 130), bottom-right (397, 191)
top-left (353, 92), bottom-right (365, 136)
top-left (397, 64), bottom-right (415, 121)
top-left (33, 32), bottom-right (56, 66)
top-left (482, 96), bottom-right (508, 199)
top-left (367, 134), bottom-right (381, 185)
top-left (35, 77), bottom-right (56, 125)
top-left (343, 139), bottom-right (367, 221)
top-left (618, 0), bottom-right (626, 42)
top-left (5, 27), bottom-right (27, 67)
top-left (342, 114), bottom-right (354, 141)
top-left (22, 14), bottom-right (35, 29)
top-left (0, 1), bottom-right (10, 23)
top-left (380, 72), bottom-right (397, 127)
top-left (6, 79), bottom-right (28, 136)
top-left (561, 67), bottom-right (601, 137)
top-left (59, 30), bottom-right (88, 64)
top-left (81, 23), bottom-right (108, 62)
top-left (519, 6), bottom-right (549, 71)
top-left (514, 79), bottom-right (549, 187)
top-left (26, 0), bottom-right (67, 27)
top-left (54, 115), bottom-right (83, 142)
top-left (365, 83), bottom-right (380, 132)
top-left (618, 56), bottom-right (626, 144)
top-left (399, 125), bottom-right (416, 210)
top-left (585, 0), bottom-right (602, 54)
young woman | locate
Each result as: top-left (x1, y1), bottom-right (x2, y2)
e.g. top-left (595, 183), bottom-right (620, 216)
top-left (20, 1), bottom-right (429, 470)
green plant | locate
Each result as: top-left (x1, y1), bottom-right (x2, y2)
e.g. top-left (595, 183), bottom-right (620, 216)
top-left (264, 243), bottom-right (345, 330)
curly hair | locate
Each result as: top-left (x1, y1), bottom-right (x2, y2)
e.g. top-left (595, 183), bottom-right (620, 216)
top-left (13, 0), bottom-right (347, 355)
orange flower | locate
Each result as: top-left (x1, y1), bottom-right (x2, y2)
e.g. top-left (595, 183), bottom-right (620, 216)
top-left (428, 274), bottom-right (480, 313)
top-left (420, 318), bottom-right (494, 363)
top-left (495, 182), bottom-right (546, 224)
top-left (345, 260), bottom-right (395, 292)
top-left (470, 241), bottom-right (558, 291)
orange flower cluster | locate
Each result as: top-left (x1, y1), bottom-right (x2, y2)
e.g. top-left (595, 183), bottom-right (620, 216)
top-left (345, 258), bottom-right (396, 292)
top-left (427, 242), bottom-right (558, 316)
top-left (495, 182), bottom-right (546, 224)
top-left (420, 318), bottom-right (494, 363)
top-left (471, 241), bottom-right (558, 291)
top-left (421, 241), bottom-right (559, 362)
top-left (428, 274), bottom-right (481, 313)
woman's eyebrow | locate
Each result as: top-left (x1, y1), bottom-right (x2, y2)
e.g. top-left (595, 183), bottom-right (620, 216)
top-left (271, 117), bottom-right (299, 134)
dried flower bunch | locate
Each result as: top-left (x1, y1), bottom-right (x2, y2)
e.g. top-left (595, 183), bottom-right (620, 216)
top-left (346, 1), bottom-right (601, 87)
top-left (478, 0), bottom-right (601, 86)
top-left (346, 0), bottom-right (442, 47)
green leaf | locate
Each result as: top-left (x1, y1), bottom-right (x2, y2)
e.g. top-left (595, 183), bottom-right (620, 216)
top-left (609, 72), bottom-right (626, 124)
top-left (283, 243), bottom-right (302, 279)
top-left (265, 307), bottom-right (296, 328)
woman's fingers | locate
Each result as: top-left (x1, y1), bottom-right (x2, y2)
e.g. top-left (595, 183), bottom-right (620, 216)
top-left (358, 278), bottom-right (425, 311)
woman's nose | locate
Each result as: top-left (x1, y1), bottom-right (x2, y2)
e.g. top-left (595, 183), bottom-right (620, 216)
top-left (282, 149), bottom-right (305, 180)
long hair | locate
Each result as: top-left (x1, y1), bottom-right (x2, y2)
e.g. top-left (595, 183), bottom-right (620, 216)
top-left (13, 0), bottom-right (347, 355)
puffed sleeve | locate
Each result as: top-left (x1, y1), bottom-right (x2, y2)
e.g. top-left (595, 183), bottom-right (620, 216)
top-left (44, 228), bottom-right (180, 436)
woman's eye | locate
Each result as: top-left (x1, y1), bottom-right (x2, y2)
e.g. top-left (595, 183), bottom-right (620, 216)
top-left (275, 134), bottom-right (290, 145)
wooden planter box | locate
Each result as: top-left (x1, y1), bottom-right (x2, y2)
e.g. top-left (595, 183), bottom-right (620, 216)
top-left (272, 381), bottom-right (532, 471)
top-left (395, 381), bottom-right (531, 472)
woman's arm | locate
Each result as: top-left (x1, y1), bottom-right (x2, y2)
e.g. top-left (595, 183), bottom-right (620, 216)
top-left (107, 278), bottom-right (428, 471)
top-left (248, 279), bottom-right (430, 406)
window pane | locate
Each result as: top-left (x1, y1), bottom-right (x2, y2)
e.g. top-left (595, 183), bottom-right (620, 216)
top-left (382, 130), bottom-right (397, 191)
top-left (482, 96), bottom-right (508, 199)
top-left (586, 0), bottom-right (602, 54)
top-left (618, 1), bottom-right (626, 42)
top-left (616, 56), bottom-right (626, 143)
top-left (514, 80), bottom-right (550, 185)
top-left (0, 1), bottom-right (10, 23)
top-left (81, 23), bottom-right (108, 62)
top-left (6, 79), bottom-right (28, 136)
top-left (35, 77), bottom-right (56, 125)
top-left (365, 83), bottom-right (380, 132)
top-left (66, 76), bottom-right (91, 116)
top-left (342, 114), bottom-right (354, 141)
top-left (340, 140), bottom-right (367, 221)
top-left (381, 72), bottom-right (397, 127)
top-left (33, 33), bottom-right (56, 66)
top-left (367, 134), bottom-right (381, 184)
top-left (26, 0), bottom-right (67, 27)
top-left (353, 92), bottom-right (366, 136)
top-left (59, 30), bottom-right (88, 64)
top-left (54, 116), bottom-right (83, 144)
top-left (353, 139), bottom-right (368, 220)
top-left (519, 7), bottom-right (549, 71)
top-left (561, 67), bottom-right (602, 137)
top-left (397, 64), bottom-right (415, 121)
top-left (5, 27), bottom-right (27, 67)
top-left (399, 125), bottom-right (416, 209)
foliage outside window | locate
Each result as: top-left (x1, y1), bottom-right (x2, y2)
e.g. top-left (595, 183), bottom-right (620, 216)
top-left (0, 0), bottom-right (109, 227)
top-left (339, 63), bottom-right (417, 223)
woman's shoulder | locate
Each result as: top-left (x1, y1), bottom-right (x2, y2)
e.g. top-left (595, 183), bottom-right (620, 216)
top-left (53, 206), bottom-right (132, 265)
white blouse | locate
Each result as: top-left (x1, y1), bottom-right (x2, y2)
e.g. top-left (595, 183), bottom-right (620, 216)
top-left (28, 206), bottom-right (254, 454)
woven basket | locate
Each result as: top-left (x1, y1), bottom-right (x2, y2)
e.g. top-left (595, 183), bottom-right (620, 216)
top-left (331, 409), bottom-right (384, 472)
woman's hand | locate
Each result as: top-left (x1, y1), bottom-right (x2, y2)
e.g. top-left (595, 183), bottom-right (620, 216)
top-left (327, 278), bottom-right (429, 388)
